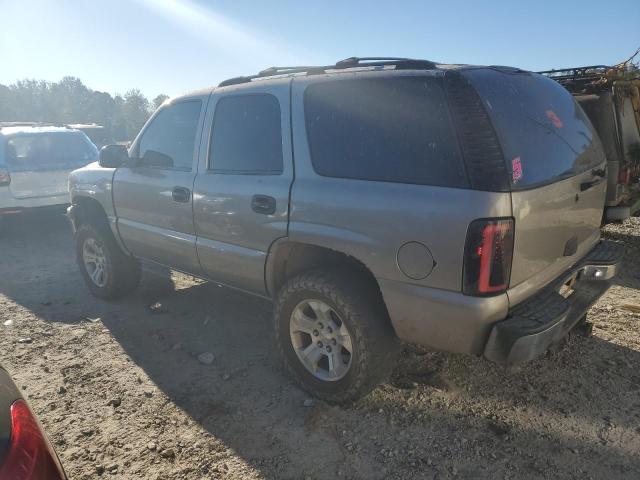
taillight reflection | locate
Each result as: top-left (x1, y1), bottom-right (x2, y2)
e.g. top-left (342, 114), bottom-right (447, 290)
top-left (0, 168), bottom-right (10, 187)
top-left (0, 400), bottom-right (66, 480)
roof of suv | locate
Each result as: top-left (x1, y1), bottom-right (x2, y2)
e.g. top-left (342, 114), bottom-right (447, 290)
top-left (216, 57), bottom-right (471, 88)
top-left (169, 58), bottom-right (527, 104)
top-left (0, 125), bottom-right (81, 137)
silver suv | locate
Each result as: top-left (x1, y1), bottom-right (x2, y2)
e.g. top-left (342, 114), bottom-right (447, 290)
top-left (68, 57), bottom-right (623, 403)
top-left (0, 124), bottom-right (98, 227)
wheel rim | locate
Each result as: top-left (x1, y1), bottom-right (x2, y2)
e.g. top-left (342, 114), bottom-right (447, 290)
top-left (82, 238), bottom-right (108, 288)
top-left (289, 299), bottom-right (353, 381)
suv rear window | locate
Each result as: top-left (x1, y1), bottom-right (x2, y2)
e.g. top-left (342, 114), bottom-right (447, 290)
top-left (5, 132), bottom-right (98, 171)
top-left (304, 76), bottom-right (468, 188)
top-left (464, 69), bottom-right (603, 189)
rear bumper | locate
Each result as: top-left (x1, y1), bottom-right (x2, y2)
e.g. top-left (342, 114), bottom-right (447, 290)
top-left (0, 190), bottom-right (69, 213)
top-left (483, 240), bottom-right (624, 364)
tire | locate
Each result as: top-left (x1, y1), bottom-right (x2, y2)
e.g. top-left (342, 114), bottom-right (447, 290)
top-left (75, 223), bottom-right (141, 300)
top-left (274, 268), bottom-right (399, 404)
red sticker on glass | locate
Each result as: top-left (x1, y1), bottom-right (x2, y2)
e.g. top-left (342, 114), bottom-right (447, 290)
top-left (545, 110), bottom-right (563, 128)
top-left (512, 156), bottom-right (523, 183)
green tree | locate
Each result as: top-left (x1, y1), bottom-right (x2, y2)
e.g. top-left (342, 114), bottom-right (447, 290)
top-left (0, 77), bottom-right (167, 142)
top-left (152, 94), bottom-right (170, 111)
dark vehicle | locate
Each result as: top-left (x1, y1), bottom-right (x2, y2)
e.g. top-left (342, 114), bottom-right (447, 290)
top-left (66, 124), bottom-right (113, 149)
top-left (0, 366), bottom-right (67, 479)
top-left (539, 65), bottom-right (640, 221)
top-left (69, 58), bottom-right (622, 403)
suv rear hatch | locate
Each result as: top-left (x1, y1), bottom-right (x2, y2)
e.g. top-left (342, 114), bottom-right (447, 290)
top-left (461, 68), bottom-right (607, 300)
top-left (3, 131), bottom-right (98, 200)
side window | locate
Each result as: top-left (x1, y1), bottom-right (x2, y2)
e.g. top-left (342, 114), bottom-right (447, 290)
top-left (209, 94), bottom-right (283, 174)
top-left (138, 100), bottom-right (202, 170)
top-left (303, 77), bottom-right (468, 188)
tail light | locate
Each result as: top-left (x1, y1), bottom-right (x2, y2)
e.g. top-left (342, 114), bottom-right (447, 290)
top-left (0, 400), bottom-right (66, 480)
top-left (463, 218), bottom-right (514, 296)
top-left (0, 168), bottom-right (10, 186)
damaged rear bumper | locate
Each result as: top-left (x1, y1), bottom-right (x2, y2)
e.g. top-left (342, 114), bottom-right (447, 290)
top-left (483, 240), bottom-right (624, 364)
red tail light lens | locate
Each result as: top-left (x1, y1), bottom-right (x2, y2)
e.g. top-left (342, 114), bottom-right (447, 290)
top-left (0, 168), bottom-right (10, 186)
top-left (0, 400), bottom-right (66, 480)
top-left (463, 218), bottom-right (514, 296)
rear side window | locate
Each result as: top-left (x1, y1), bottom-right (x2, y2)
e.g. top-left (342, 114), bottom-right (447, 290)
top-left (304, 76), bottom-right (468, 188)
top-left (464, 69), bottom-right (603, 189)
top-left (138, 100), bottom-right (202, 170)
top-left (5, 132), bottom-right (98, 171)
top-left (209, 94), bottom-right (283, 174)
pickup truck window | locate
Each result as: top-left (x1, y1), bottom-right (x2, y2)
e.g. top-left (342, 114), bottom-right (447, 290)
top-left (138, 100), bottom-right (202, 171)
top-left (304, 76), bottom-right (468, 188)
top-left (209, 94), bottom-right (283, 174)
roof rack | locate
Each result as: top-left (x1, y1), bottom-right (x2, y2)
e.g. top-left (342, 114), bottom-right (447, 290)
top-left (218, 56), bottom-right (438, 87)
top-left (537, 65), bottom-right (613, 93)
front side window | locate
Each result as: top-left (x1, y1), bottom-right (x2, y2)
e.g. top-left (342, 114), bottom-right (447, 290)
top-left (138, 100), bottom-right (202, 170)
top-left (304, 76), bottom-right (468, 188)
top-left (209, 94), bottom-right (283, 174)
top-left (5, 132), bottom-right (98, 171)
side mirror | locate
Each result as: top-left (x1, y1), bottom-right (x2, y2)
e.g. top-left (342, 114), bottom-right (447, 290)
top-left (99, 144), bottom-right (129, 168)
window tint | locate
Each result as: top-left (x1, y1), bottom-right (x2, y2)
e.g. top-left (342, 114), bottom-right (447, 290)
top-left (304, 76), bottom-right (468, 188)
top-left (209, 94), bottom-right (283, 174)
top-left (465, 69), bottom-right (604, 189)
top-left (5, 132), bottom-right (98, 171)
top-left (138, 100), bottom-right (202, 170)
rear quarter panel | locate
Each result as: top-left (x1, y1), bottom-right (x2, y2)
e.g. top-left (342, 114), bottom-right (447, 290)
top-left (289, 76), bottom-right (512, 292)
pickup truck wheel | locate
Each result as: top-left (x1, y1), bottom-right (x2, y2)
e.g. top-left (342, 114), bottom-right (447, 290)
top-left (76, 224), bottom-right (141, 300)
top-left (274, 268), bottom-right (399, 404)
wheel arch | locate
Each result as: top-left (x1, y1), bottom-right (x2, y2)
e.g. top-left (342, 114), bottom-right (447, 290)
top-left (265, 239), bottom-right (388, 311)
top-left (71, 196), bottom-right (110, 229)
top-left (70, 195), bottom-right (129, 254)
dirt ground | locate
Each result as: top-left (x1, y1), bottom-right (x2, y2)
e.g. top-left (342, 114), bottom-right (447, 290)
top-left (1, 213), bottom-right (639, 480)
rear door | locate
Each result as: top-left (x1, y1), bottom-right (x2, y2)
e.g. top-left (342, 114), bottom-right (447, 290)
top-left (465, 69), bottom-right (607, 293)
top-left (113, 97), bottom-right (207, 273)
top-left (5, 131), bottom-right (97, 199)
top-left (192, 81), bottom-right (293, 295)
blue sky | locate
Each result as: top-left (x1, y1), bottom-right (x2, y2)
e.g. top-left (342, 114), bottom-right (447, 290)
top-left (1, 0), bottom-right (638, 98)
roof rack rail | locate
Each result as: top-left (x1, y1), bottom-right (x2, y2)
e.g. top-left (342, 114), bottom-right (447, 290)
top-left (218, 56), bottom-right (438, 87)
top-left (537, 65), bottom-right (614, 93)
top-left (334, 57), bottom-right (436, 69)
top-left (538, 65), bottom-right (611, 78)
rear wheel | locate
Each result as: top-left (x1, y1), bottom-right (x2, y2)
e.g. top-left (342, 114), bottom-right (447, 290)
top-left (76, 223), bottom-right (141, 299)
top-left (274, 268), bottom-right (399, 404)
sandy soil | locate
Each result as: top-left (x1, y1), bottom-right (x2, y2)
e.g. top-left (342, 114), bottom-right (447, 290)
top-left (1, 213), bottom-right (639, 480)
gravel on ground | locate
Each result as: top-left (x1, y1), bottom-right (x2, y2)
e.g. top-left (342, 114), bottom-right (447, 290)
top-left (1, 214), bottom-right (639, 479)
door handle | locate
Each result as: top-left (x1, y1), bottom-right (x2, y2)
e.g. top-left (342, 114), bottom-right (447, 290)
top-left (251, 195), bottom-right (276, 215)
top-left (172, 186), bottom-right (191, 203)
top-left (580, 177), bottom-right (605, 192)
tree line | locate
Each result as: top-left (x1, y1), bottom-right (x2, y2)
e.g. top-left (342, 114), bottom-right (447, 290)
top-left (0, 77), bottom-right (168, 142)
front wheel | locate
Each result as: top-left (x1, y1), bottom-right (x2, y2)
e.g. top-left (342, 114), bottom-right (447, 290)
top-left (76, 224), bottom-right (141, 300)
top-left (274, 268), bottom-right (399, 404)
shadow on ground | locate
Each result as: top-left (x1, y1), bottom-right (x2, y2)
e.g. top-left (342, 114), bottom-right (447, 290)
top-left (1, 213), bottom-right (640, 479)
